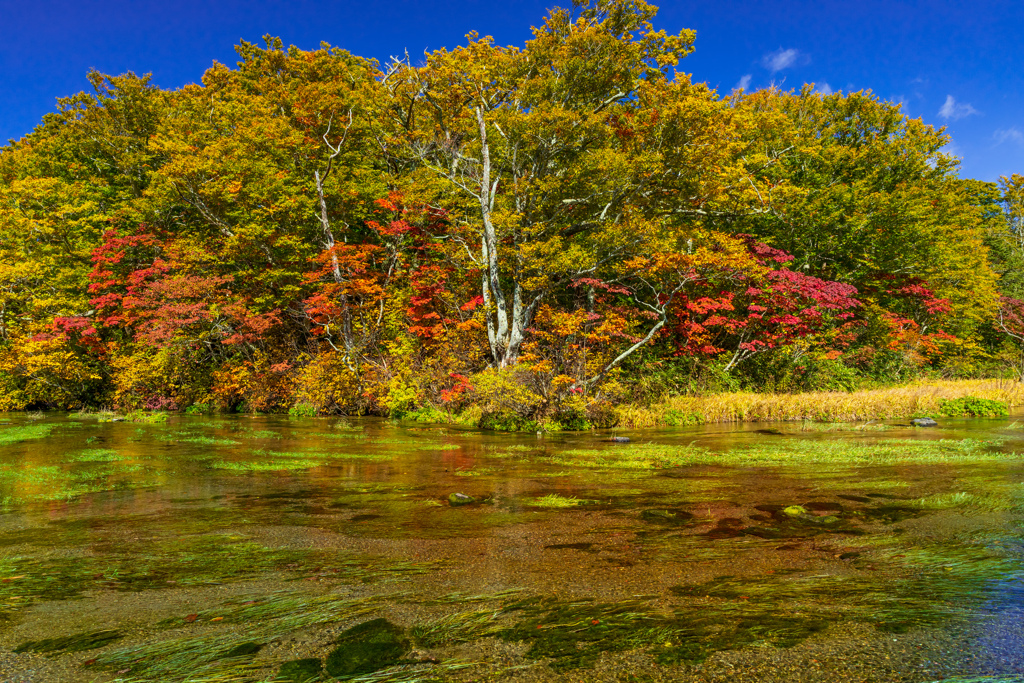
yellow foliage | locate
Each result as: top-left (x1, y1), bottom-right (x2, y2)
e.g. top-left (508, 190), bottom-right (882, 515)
top-left (291, 352), bottom-right (365, 415)
top-left (0, 335), bottom-right (101, 410)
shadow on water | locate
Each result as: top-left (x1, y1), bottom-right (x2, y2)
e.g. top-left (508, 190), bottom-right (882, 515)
top-left (0, 412), bottom-right (1022, 681)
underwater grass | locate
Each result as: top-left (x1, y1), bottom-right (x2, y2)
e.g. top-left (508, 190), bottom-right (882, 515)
top-left (911, 491), bottom-right (1021, 513)
top-left (0, 458), bottom-right (157, 506)
top-left (0, 423), bottom-right (56, 446)
top-left (546, 437), bottom-right (1018, 470)
top-left (173, 435), bottom-right (242, 446)
top-left (410, 607), bottom-right (508, 647)
top-left (14, 628), bottom-right (123, 653)
top-left (64, 448), bottom-right (124, 462)
top-left (96, 631), bottom-right (266, 682)
top-left (158, 591), bottom-right (392, 630)
top-left (526, 494), bottom-right (595, 508)
top-left (0, 535), bottom-right (446, 620)
top-left (414, 589), bottom-right (528, 606)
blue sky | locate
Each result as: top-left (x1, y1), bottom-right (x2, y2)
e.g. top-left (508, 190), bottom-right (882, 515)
top-left (2, 0), bottom-right (1021, 182)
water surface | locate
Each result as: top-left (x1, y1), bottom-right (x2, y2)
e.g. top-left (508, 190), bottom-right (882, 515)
top-left (0, 414), bottom-right (1022, 682)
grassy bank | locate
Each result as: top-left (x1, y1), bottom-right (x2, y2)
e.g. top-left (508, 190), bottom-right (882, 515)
top-left (615, 379), bottom-right (1024, 428)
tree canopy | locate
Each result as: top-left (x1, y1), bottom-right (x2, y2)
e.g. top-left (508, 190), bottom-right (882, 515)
top-left (0, 0), bottom-right (1016, 421)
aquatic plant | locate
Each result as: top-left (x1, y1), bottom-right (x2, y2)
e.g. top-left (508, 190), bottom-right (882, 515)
top-left (14, 628), bottom-right (123, 653)
top-left (0, 423), bottom-right (55, 446)
top-left (940, 396), bottom-right (1009, 417)
top-left (410, 608), bottom-right (507, 647)
top-left (527, 494), bottom-right (595, 508)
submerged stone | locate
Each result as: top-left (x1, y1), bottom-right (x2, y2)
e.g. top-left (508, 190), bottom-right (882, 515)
top-left (448, 492), bottom-right (475, 506)
top-left (911, 417), bottom-right (938, 427)
top-left (608, 436), bottom-right (631, 443)
top-left (225, 641), bottom-right (262, 657)
top-left (278, 658), bottom-right (324, 682)
top-left (325, 618), bottom-right (411, 677)
top-left (544, 542), bottom-right (594, 551)
top-left (640, 509), bottom-right (695, 524)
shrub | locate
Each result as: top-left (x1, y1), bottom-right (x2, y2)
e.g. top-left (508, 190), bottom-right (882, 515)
top-left (400, 404), bottom-right (449, 423)
top-left (288, 403), bottom-right (318, 418)
top-left (663, 409), bottom-right (702, 427)
top-left (939, 396), bottom-right (1008, 418)
top-left (479, 412), bottom-right (539, 432)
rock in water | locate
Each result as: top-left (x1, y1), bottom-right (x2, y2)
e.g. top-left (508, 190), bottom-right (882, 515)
top-left (782, 505), bottom-right (808, 517)
top-left (609, 436), bottom-right (631, 443)
top-left (911, 417), bottom-right (938, 427)
top-left (225, 642), bottom-right (262, 657)
top-left (325, 618), bottom-right (410, 677)
top-left (448, 492), bottom-right (475, 506)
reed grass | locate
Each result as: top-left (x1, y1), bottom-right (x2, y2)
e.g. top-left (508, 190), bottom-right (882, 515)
top-left (617, 379), bottom-right (1024, 427)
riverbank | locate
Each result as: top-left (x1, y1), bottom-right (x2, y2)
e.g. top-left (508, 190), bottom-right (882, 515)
top-left (615, 379), bottom-right (1024, 428)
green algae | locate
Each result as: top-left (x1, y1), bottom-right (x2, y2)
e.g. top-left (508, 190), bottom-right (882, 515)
top-left (277, 658), bottom-right (324, 682)
top-left (325, 618), bottom-right (411, 677)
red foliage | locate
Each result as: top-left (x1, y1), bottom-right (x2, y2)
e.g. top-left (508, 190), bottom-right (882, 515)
top-left (667, 240), bottom-right (860, 361)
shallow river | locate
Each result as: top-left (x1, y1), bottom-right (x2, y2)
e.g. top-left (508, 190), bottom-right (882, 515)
top-left (0, 414), bottom-right (1022, 683)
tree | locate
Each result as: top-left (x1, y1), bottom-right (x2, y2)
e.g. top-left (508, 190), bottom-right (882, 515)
top-left (384, 0), bottom-right (768, 380)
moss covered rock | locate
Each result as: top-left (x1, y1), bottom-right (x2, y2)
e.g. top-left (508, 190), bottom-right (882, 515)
top-left (325, 618), bottom-right (410, 677)
top-left (277, 658), bottom-right (323, 682)
top-left (448, 492), bottom-right (475, 506)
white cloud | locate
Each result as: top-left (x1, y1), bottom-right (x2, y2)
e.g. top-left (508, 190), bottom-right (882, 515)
top-left (762, 48), bottom-right (803, 73)
top-left (994, 128), bottom-right (1024, 145)
top-left (814, 82), bottom-right (833, 96)
top-left (937, 95), bottom-right (979, 121)
top-left (735, 74), bottom-right (752, 91)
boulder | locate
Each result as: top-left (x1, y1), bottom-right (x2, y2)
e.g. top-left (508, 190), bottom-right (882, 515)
top-left (911, 417), bottom-right (938, 427)
top-left (448, 492), bottom-right (475, 506)
top-left (608, 436), bottom-right (631, 443)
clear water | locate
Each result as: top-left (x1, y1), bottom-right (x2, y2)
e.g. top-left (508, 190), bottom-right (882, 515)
top-left (0, 414), bottom-right (1022, 682)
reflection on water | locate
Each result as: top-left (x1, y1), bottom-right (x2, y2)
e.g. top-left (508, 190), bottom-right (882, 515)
top-left (0, 414), bottom-right (1022, 682)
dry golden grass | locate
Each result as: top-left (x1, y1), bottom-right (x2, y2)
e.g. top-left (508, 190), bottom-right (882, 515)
top-left (617, 379), bottom-right (1024, 427)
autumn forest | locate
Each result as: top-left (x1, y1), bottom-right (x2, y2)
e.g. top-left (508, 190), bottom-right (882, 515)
top-left (3, 0), bottom-right (1023, 428)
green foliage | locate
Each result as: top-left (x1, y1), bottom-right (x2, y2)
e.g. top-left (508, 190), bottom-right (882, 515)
top-left (939, 396), bottom-right (1009, 418)
top-left (398, 404), bottom-right (449, 424)
top-left (288, 403), bottom-right (318, 418)
top-left (478, 412), bottom-right (540, 433)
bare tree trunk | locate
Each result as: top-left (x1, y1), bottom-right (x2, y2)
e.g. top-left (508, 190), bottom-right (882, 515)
top-left (315, 169), bottom-right (354, 363)
top-left (476, 107), bottom-right (511, 367)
